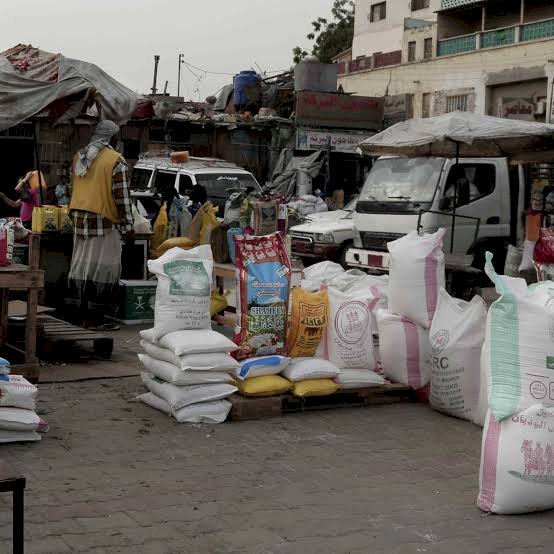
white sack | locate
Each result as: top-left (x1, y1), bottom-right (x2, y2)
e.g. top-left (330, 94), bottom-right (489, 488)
top-left (138, 355), bottom-right (235, 385)
top-left (237, 356), bottom-right (290, 380)
top-left (147, 245), bottom-right (213, 339)
top-left (518, 240), bottom-right (536, 272)
top-left (478, 405), bottom-right (554, 514)
top-left (473, 337), bottom-right (490, 428)
top-left (141, 373), bottom-right (236, 411)
top-left (377, 309), bottom-right (431, 390)
top-left (0, 375), bottom-right (38, 411)
top-left (0, 408), bottom-right (40, 432)
top-left (335, 369), bottom-right (386, 390)
top-left (139, 393), bottom-right (231, 424)
top-left (140, 329), bottom-right (237, 356)
top-left (302, 261), bottom-right (344, 283)
top-left (140, 340), bottom-right (239, 372)
top-left (484, 252), bottom-right (554, 421)
top-left (388, 229), bottom-right (446, 328)
top-left (281, 358), bottom-right (340, 381)
top-left (317, 287), bottom-right (378, 370)
top-left (0, 430), bottom-right (41, 443)
top-left (429, 289), bottom-right (487, 421)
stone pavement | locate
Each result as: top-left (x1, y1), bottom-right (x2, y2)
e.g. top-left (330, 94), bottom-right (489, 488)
top-left (0, 377), bottom-right (553, 554)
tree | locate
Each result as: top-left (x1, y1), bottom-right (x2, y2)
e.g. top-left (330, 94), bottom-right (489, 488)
top-left (293, 0), bottom-right (355, 64)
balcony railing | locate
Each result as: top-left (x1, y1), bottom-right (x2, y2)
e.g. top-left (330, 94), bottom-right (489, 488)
top-left (441, 0), bottom-right (481, 8)
top-left (437, 17), bottom-right (554, 56)
top-left (336, 50), bottom-right (402, 75)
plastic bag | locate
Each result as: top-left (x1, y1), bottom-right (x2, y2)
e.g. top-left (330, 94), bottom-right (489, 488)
top-left (31, 205), bottom-right (59, 233)
top-left (132, 204), bottom-right (152, 235)
top-left (151, 202), bottom-right (168, 252)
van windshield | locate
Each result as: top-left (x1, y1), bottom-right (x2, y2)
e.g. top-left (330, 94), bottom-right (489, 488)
top-left (130, 168), bottom-right (153, 191)
top-left (358, 157), bottom-right (444, 213)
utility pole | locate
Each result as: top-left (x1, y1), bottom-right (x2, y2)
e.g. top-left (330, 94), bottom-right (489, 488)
top-left (177, 54), bottom-right (184, 97)
top-left (151, 55), bottom-right (160, 95)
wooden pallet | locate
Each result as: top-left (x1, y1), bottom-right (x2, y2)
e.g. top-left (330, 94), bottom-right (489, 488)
top-left (40, 316), bottom-right (113, 360)
top-left (229, 383), bottom-right (415, 421)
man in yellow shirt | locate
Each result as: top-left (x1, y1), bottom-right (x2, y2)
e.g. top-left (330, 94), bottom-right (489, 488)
top-left (68, 121), bottom-right (134, 330)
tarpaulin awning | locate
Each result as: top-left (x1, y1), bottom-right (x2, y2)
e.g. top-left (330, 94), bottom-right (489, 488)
top-left (359, 111), bottom-right (554, 163)
top-left (0, 44), bottom-right (142, 131)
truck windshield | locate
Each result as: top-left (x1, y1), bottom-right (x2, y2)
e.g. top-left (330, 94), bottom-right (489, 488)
top-left (358, 158), bottom-right (444, 213)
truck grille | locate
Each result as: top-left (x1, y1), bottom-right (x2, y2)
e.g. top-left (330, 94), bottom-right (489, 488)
top-left (360, 232), bottom-right (405, 251)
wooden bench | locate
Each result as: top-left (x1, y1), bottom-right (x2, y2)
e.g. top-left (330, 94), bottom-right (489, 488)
top-left (0, 460), bottom-right (25, 553)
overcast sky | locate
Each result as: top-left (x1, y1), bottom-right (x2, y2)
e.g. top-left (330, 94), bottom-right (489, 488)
top-left (2, 0), bottom-right (335, 99)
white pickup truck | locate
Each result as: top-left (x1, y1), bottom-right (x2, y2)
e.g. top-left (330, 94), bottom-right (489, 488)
top-left (346, 156), bottom-right (525, 272)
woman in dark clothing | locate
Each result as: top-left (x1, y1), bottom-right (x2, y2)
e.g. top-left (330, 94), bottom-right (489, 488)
top-left (188, 184), bottom-right (208, 217)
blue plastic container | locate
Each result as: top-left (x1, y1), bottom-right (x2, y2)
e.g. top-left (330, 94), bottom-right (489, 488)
top-left (234, 70), bottom-right (261, 109)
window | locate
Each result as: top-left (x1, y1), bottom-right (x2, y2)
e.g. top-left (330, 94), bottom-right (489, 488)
top-left (407, 41), bottom-right (416, 62)
top-left (442, 164), bottom-right (496, 210)
top-left (422, 93), bottom-right (431, 118)
top-left (178, 174), bottom-right (194, 196)
top-left (411, 0), bottom-right (429, 10)
top-left (424, 38), bottom-right (433, 59)
top-left (446, 94), bottom-right (468, 112)
top-left (152, 171), bottom-right (177, 195)
top-left (129, 168), bottom-right (153, 191)
top-left (370, 2), bottom-right (386, 22)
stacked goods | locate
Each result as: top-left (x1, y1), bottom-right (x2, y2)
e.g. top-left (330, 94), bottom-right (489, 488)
top-left (233, 233), bottom-right (291, 360)
top-left (376, 310), bottom-right (431, 391)
top-left (300, 261), bottom-right (345, 292)
top-left (281, 358), bottom-right (339, 397)
top-left (429, 289), bottom-right (487, 422)
top-left (477, 253), bottom-right (554, 514)
top-left (0, 374), bottom-right (48, 443)
top-left (235, 356), bottom-right (292, 397)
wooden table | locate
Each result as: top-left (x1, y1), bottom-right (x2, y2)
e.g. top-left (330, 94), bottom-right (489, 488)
top-left (0, 460), bottom-right (25, 554)
top-left (0, 234), bottom-right (44, 371)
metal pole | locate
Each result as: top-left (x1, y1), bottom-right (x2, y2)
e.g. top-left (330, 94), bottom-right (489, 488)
top-left (177, 54), bottom-right (183, 97)
top-left (32, 119), bottom-right (45, 206)
top-left (450, 142), bottom-right (460, 254)
top-left (151, 55), bottom-right (160, 95)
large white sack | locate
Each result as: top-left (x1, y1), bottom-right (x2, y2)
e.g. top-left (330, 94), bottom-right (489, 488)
top-left (377, 309), bottom-right (431, 390)
top-left (0, 375), bottom-right (38, 411)
top-left (316, 287), bottom-right (378, 370)
top-left (429, 289), bottom-right (487, 421)
top-left (302, 261), bottom-right (344, 283)
top-left (141, 373), bottom-right (236, 411)
top-left (140, 329), bottom-right (237, 356)
top-left (478, 405), bottom-right (554, 514)
top-left (140, 340), bottom-right (239, 373)
top-left (281, 358), bottom-right (340, 381)
top-left (147, 245), bottom-right (213, 339)
top-left (237, 356), bottom-right (290, 380)
top-left (473, 337), bottom-right (490, 427)
top-left (335, 369), bottom-right (386, 390)
top-left (0, 408), bottom-right (40, 432)
top-left (388, 229), bottom-right (446, 329)
top-left (484, 252), bottom-right (554, 421)
top-left (0, 430), bottom-right (41, 443)
top-left (138, 355), bottom-right (235, 385)
top-left (138, 393), bottom-right (231, 424)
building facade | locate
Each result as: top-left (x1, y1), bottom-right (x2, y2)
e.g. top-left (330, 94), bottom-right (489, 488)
top-left (340, 0), bottom-right (554, 123)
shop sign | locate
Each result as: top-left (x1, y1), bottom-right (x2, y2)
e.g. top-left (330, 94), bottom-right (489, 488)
top-left (296, 129), bottom-right (370, 153)
top-left (499, 97), bottom-right (535, 121)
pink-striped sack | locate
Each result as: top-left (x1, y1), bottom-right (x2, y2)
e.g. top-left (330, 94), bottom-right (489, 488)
top-left (376, 309), bottom-right (431, 390)
top-left (478, 405), bottom-right (554, 514)
top-left (388, 229), bottom-right (446, 329)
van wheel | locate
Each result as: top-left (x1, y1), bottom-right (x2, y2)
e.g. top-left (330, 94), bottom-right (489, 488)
top-left (299, 257), bottom-right (316, 268)
top-left (339, 242), bottom-right (353, 269)
top-left (471, 241), bottom-right (507, 273)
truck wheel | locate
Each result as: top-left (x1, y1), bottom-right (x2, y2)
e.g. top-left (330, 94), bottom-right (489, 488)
top-left (339, 242), bottom-right (353, 269)
top-left (471, 242), bottom-right (507, 272)
top-left (299, 257), bottom-right (315, 268)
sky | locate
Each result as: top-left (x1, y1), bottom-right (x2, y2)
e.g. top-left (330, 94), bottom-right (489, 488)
top-left (1, 0), bottom-right (335, 100)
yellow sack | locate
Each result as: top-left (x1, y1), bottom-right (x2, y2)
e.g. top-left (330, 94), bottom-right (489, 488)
top-left (58, 206), bottom-right (73, 233)
top-left (237, 375), bottom-right (292, 397)
top-left (210, 289), bottom-right (229, 317)
top-left (151, 202), bottom-right (168, 252)
top-left (32, 205), bottom-right (59, 233)
top-left (292, 379), bottom-right (339, 398)
top-left (199, 204), bottom-right (219, 245)
top-left (154, 236), bottom-right (197, 258)
top-left (288, 288), bottom-right (329, 358)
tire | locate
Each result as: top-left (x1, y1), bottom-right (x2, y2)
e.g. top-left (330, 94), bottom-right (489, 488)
top-left (471, 241), bottom-right (507, 272)
top-left (339, 241), bottom-right (353, 269)
top-left (299, 257), bottom-right (316, 268)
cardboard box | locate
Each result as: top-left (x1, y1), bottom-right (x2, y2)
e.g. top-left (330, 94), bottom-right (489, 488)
top-left (112, 280), bottom-right (157, 324)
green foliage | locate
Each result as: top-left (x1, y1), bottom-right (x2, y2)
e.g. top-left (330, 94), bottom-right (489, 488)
top-left (293, 0), bottom-right (355, 64)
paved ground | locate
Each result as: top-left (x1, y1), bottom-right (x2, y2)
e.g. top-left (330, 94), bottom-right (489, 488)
top-left (1, 377), bottom-right (553, 554)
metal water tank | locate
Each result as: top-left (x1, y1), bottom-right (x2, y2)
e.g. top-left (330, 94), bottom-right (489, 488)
top-left (234, 70), bottom-right (262, 112)
top-left (294, 56), bottom-right (338, 92)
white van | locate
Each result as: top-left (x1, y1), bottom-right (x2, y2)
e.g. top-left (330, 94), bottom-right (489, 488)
top-left (130, 155), bottom-right (262, 216)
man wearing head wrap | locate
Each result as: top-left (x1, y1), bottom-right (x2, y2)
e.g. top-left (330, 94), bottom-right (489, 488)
top-left (68, 120), bottom-right (134, 330)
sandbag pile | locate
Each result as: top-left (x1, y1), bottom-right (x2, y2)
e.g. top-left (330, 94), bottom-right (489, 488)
top-left (477, 253), bottom-right (554, 514)
top-left (0, 372), bottom-right (48, 443)
top-left (235, 356), bottom-right (292, 398)
top-left (138, 245), bottom-right (239, 424)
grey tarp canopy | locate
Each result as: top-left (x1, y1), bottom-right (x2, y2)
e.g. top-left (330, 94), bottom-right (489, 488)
top-left (359, 111), bottom-right (554, 163)
top-left (0, 44), bottom-right (141, 132)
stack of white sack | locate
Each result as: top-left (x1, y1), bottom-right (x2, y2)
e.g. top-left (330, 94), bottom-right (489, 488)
top-left (280, 357), bottom-right (339, 397)
top-left (235, 356), bottom-right (293, 398)
top-left (138, 329), bottom-right (239, 423)
top-left (138, 245), bottom-right (238, 424)
top-left (0, 374), bottom-right (48, 443)
top-left (374, 229), bottom-right (447, 397)
top-left (288, 195), bottom-right (328, 218)
top-left (477, 253), bottom-right (554, 514)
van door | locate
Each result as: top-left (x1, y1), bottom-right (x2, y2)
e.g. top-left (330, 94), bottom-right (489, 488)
top-left (437, 160), bottom-right (507, 254)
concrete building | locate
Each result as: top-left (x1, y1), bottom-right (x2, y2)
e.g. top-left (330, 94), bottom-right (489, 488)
top-left (339, 0), bottom-right (554, 123)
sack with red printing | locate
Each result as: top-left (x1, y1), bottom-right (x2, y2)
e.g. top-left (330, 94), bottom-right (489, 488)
top-left (233, 232), bottom-right (291, 360)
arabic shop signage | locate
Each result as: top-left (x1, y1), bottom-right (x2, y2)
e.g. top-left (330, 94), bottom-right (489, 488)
top-left (499, 97), bottom-right (535, 121)
top-left (296, 129), bottom-right (370, 153)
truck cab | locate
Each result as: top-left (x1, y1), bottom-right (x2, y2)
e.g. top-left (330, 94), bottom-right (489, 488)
top-left (346, 156), bottom-right (524, 272)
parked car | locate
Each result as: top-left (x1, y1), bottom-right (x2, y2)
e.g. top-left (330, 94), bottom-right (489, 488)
top-left (289, 196), bottom-right (357, 267)
top-left (130, 155), bottom-right (262, 217)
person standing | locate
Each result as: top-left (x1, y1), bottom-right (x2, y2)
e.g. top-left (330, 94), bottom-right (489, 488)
top-left (0, 171), bottom-right (45, 228)
top-left (68, 121), bottom-right (134, 330)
